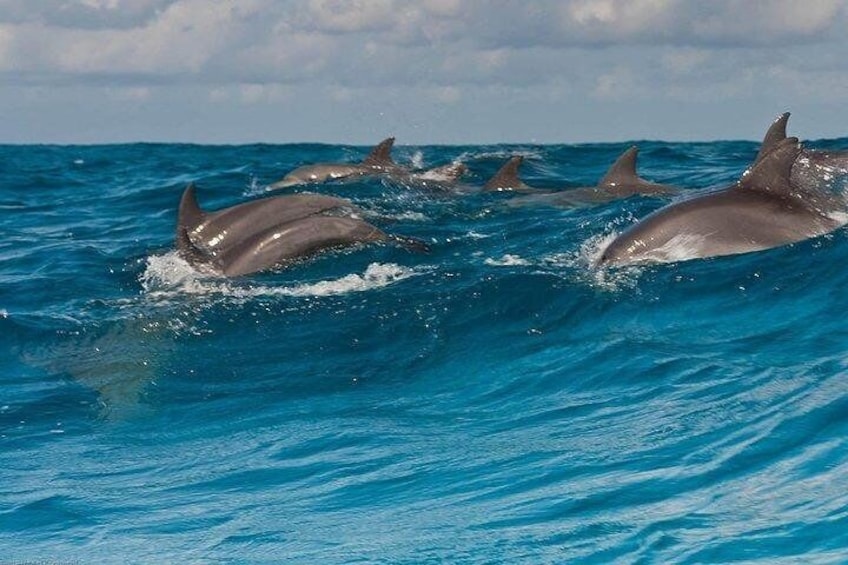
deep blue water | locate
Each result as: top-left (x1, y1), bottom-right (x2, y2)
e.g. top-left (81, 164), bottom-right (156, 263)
top-left (2, 139), bottom-right (848, 563)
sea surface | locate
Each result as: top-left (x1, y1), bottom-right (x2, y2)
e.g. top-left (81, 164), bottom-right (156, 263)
top-left (2, 139), bottom-right (848, 563)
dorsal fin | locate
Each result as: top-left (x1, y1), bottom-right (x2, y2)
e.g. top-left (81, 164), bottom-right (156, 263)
top-left (599, 146), bottom-right (640, 187)
top-left (755, 112), bottom-right (790, 164)
top-left (176, 184), bottom-right (210, 266)
top-left (362, 137), bottom-right (396, 166)
top-left (177, 183), bottom-right (205, 233)
top-left (485, 156), bottom-right (525, 191)
top-left (740, 137), bottom-right (801, 195)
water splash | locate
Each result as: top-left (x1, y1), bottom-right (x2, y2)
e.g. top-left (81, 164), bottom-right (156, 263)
top-left (139, 252), bottom-right (429, 302)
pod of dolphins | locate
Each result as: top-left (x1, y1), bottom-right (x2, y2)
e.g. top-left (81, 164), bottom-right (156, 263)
top-left (176, 113), bottom-right (848, 277)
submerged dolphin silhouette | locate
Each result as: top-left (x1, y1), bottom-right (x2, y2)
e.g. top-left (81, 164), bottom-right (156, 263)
top-left (598, 137), bottom-right (844, 266)
top-left (489, 147), bottom-right (679, 205)
top-left (176, 185), bottom-right (427, 276)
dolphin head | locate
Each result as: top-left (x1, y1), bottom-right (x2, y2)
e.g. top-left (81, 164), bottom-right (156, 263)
top-left (597, 233), bottom-right (645, 267)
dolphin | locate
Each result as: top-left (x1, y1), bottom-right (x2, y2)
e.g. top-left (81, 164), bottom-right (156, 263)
top-left (268, 137), bottom-right (467, 191)
top-left (497, 146), bottom-right (679, 206)
top-left (176, 185), bottom-right (428, 276)
top-left (598, 137), bottom-right (844, 266)
top-left (177, 184), bottom-right (357, 256)
top-left (267, 137), bottom-right (397, 190)
top-left (201, 216), bottom-right (392, 277)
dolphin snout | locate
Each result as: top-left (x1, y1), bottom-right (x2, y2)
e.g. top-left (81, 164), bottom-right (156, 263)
top-left (596, 237), bottom-right (627, 268)
top-left (267, 177), bottom-right (300, 191)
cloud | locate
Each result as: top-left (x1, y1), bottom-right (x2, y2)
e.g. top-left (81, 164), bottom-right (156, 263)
top-left (1, 0), bottom-right (848, 144)
top-left (0, 0), bottom-right (174, 29)
top-left (1, 0), bottom-right (846, 87)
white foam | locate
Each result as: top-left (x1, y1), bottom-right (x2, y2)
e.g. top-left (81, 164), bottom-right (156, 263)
top-left (139, 252), bottom-right (426, 302)
top-left (381, 210), bottom-right (430, 222)
top-left (454, 149), bottom-right (544, 162)
top-left (282, 263), bottom-right (423, 297)
top-left (485, 254), bottom-right (531, 267)
top-left (542, 232), bottom-right (642, 292)
top-left (410, 150), bottom-right (425, 169)
top-left (412, 161), bottom-right (464, 182)
top-left (243, 175), bottom-right (264, 197)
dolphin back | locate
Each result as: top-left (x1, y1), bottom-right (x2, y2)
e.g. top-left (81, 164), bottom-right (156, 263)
top-left (214, 216), bottom-right (391, 277)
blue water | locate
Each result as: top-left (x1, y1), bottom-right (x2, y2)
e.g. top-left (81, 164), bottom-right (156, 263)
top-left (3, 140), bottom-right (848, 563)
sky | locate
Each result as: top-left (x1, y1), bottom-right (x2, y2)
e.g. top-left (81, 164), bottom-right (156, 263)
top-left (1, 0), bottom-right (847, 145)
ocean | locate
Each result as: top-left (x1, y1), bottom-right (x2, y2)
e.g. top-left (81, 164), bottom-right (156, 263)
top-left (2, 139), bottom-right (848, 563)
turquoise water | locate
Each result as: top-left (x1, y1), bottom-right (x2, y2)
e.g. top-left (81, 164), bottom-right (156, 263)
top-left (2, 140), bottom-right (848, 563)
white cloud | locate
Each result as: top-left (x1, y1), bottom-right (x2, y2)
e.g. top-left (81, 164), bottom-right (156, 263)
top-left (593, 67), bottom-right (644, 100)
top-left (1, 0), bottom-right (848, 143)
top-left (662, 49), bottom-right (711, 74)
top-left (565, 0), bottom-right (676, 35)
top-left (107, 85), bottom-right (150, 100)
top-left (433, 85), bottom-right (461, 103)
top-left (691, 0), bottom-right (844, 43)
top-left (238, 83), bottom-right (291, 104)
top-left (1, 0), bottom-right (846, 87)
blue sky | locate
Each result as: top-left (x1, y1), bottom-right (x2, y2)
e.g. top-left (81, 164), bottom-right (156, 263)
top-left (1, 0), bottom-right (847, 144)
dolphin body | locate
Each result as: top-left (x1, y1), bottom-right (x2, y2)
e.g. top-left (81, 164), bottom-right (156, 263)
top-left (176, 185), bottom-right (426, 277)
top-left (268, 137), bottom-right (466, 190)
top-left (179, 185), bottom-right (358, 256)
top-left (267, 137), bottom-right (397, 190)
top-left (490, 147), bottom-right (679, 206)
top-left (598, 136), bottom-right (844, 267)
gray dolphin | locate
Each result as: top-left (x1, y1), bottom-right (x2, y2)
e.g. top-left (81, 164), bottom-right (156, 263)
top-left (178, 184), bottom-right (357, 256)
top-left (269, 137), bottom-right (467, 191)
top-left (598, 137), bottom-right (844, 266)
top-left (176, 185), bottom-right (427, 276)
top-left (495, 147), bottom-right (679, 206)
top-left (267, 137), bottom-right (397, 190)
top-left (204, 216), bottom-right (393, 277)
